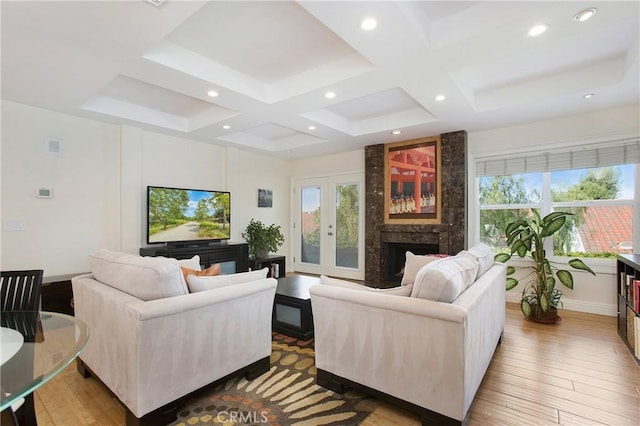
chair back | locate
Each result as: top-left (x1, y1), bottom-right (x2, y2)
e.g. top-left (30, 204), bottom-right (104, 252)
top-left (1, 270), bottom-right (44, 312)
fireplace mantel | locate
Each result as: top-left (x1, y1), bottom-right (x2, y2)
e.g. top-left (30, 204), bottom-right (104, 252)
top-left (364, 131), bottom-right (467, 287)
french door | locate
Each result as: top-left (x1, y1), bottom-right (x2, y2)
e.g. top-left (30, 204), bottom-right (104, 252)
top-left (292, 173), bottom-right (364, 280)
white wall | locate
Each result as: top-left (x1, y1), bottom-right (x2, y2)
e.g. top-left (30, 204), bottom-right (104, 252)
top-left (289, 149), bottom-right (364, 177)
top-left (1, 101), bottom-right (121, 275)
top-left (226, 147), bottom-right (291, 266)
top-left (123, 127), bottom-right (228, 253)
top-left (467, 103), bottom-right (640, 316)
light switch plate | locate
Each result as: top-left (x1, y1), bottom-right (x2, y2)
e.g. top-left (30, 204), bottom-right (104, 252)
top-left (4, 219), bottom-right (26, 231)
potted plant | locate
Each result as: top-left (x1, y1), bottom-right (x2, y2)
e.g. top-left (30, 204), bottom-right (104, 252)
top-left (241, 219), bottom-right (285, 259)
top-left (495, 211), bottom-right (595, 323)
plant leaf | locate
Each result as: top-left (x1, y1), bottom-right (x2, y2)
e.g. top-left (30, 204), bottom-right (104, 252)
top-left (506, 277), bottom-right (518, 290)
top-left (512, 240), bottom-right (527, 257)
top-left (494, 253), bottom-right (511, 263)
top-left (547, 276), bottom-right (555, 293)
top-left (506, 220), bottom-right (527, 236)
top-left (506, 229), bottom-right (522, 246)
top-left (568, 259), bottom-right (596, 275)
top-left (521, 300), bottom-right (532, 318)
top-left (542, 211), bottom-right (571, 225)
top-left (540, 216), bottom-right (566, 237)
top-left (556, 270), bottom-right (574, 289)
top-left (540, 293), bottom-right (548, 312)
top-left (506, 266), bottom-right (515, 275)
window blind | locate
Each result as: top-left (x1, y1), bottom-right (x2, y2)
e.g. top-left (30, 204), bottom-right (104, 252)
top-left (476, 137), bottom-right (640, 177)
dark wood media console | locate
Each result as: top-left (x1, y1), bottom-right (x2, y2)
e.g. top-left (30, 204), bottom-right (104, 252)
top-left (140, 242), bottom-right (250, 273)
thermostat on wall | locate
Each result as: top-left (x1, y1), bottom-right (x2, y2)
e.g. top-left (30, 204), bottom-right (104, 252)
top-left (36, 188), bottom-right (53, 198)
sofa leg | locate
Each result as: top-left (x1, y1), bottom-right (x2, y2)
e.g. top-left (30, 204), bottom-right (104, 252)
top-left (420, 408), bottom-right (467, 426)
top-left (76, 359), bottom-right (91, 379)
top-left (125, 405), bottom-right (177, 426)
top-left (498, 331), bottom-right (504, 345)
top-left (317, 369), bottom-right (345, 394)
top-left (246, 356), bottom-right (270, 380)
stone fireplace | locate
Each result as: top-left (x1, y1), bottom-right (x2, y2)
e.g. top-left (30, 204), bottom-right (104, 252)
top-left (365, 131), bottom-right (467, 287)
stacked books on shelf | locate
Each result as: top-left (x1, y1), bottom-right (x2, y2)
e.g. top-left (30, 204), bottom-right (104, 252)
top-left (621, 271), bottom-right (640, 313)
top-left (636, 317), bottom-right (640, 359)
top-left (621, 270), bottom-right (640, 359)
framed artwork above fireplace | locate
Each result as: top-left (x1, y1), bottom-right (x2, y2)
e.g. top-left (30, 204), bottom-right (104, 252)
top-left (384, 136), bottom-right (442, 224)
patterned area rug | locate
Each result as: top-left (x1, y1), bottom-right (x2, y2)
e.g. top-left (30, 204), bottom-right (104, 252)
top-left (170, 334), bottom-right (378, 426)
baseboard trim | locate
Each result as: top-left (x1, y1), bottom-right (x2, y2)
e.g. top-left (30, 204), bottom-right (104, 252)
top-left (505, 293), bottom-right (616, 317)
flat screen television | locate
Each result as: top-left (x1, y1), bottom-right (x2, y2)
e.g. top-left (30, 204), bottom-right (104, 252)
top-left (147, 185), bottom-right (231, 245)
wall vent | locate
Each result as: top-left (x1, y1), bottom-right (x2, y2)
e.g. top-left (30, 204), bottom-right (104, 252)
top-left (46, 138), bottom-right (63, 155)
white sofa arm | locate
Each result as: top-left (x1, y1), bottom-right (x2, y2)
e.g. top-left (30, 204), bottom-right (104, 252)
top-left (72, 274), bottom-right (277, 418)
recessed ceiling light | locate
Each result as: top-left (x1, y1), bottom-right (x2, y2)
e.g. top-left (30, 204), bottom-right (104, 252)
top-left (325, 91), bottom-right (336, 99)
top-left (222, 125), bottom-right (230, 129)
top-left (583, 93), bottom-right (595, 99)
top-left (435, 94), bottom-right (446, 102)
top-left (207, 90), bottom-right (219, 97)
top-left (528, 24), bottom-right (549, 37)
top-left (391, 130), bottom-right (402, 135)
top-left (574, 8), bottom-right (597, 22)
top-left (361, 18), bottom-right (377, 31)
top-left (308, 126), bottom-right (316, 130)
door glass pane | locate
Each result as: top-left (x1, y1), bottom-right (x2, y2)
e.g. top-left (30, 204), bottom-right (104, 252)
top-left (301, 186), bottom-right (320, 264)
top-left (335, 183), bottom-right (359, 268)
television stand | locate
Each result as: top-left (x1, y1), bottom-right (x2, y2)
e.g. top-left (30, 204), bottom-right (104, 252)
top-left (140, 242), bottom-right (249, 272)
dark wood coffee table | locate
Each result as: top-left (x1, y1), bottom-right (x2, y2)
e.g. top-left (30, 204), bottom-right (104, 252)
top-left (272, 275), bottom-right (320, 340)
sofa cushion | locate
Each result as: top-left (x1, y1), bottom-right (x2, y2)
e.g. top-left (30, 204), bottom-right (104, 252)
top-left (187, 268), bottom-right (269, 293)
top-left (320, 275), bottom-right (413, 296)
top-left (459, 243), bottom-right (494, 279)
top-left (180, 263), bottom-right (220, 283)
top-left (401, 252), bottom-right (450, 285)
top-left (410, 255), bottom-right (480, 302)
top-left (89, 249), bottom-right (187, 301)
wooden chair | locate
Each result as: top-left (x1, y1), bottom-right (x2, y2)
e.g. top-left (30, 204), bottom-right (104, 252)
top-left (1, 269), bottom-right (44, 426)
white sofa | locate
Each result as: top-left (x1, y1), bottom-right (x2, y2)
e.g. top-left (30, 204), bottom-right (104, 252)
top-left (72, 249), bottom-right (277, 426)
top-left (309, 244), bottom-right (506, 426)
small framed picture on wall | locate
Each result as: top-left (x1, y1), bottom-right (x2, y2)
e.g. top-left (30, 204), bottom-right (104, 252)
top-left (258, 188), bottom-right (273, 208)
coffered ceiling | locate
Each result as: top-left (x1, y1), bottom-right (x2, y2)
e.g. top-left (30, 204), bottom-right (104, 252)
top-left (2, 1), bottom-right (638, 159)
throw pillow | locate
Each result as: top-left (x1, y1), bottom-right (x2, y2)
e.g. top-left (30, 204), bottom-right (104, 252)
top-left (401, 251), bottom-right (450, 285)
top-left (410, 255), bottom-right (480, 302)
top-left (180, 263), bottom-right (221, 284)
top-left (176, 255), bottom-right (201, 271)
top-left (320, 275), bottom-right (413, 296)
top-left (187, 267), bottom-right (269, 293)
top-left (459, 243), bottom-right (494, 279)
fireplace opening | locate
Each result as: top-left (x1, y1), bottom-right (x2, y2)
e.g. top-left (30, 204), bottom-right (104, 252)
top-left (386, 243), bottom-right (440, 284)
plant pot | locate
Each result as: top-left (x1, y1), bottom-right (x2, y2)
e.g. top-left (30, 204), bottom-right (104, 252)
top-left (529, 306), bottom-right (560, 324)
top-left (256, 249), bottom-right (269, 259)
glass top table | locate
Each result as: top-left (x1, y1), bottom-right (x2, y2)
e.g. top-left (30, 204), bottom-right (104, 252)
top-left (0, 311), bottom-right (89, 412)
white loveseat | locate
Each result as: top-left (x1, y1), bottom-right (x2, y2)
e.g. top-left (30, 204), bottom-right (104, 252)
top-left (72, 249), bottom-right (277, 426)
top-left (309, 244), bottom-right (506, 426)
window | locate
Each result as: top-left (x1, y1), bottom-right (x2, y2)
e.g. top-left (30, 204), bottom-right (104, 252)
top-left (476, 139), bottom-right (639, 259)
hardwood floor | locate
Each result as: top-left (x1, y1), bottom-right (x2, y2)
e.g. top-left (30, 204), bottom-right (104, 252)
top-left (33, 303), bottom-right (639, 425)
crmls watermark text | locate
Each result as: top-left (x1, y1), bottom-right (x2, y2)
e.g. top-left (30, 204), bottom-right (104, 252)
top-left (216, 410), bottom-right (269, 424)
